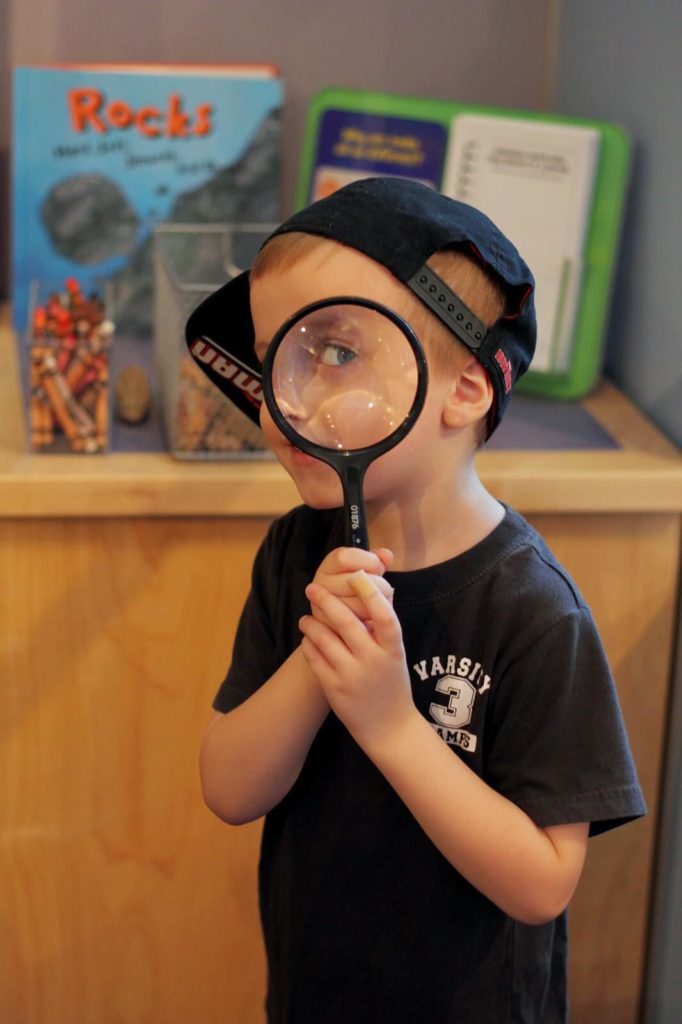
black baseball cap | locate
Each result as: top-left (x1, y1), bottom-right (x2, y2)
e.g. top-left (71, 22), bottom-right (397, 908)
top-left (185, 176), bottom-right (536, 436)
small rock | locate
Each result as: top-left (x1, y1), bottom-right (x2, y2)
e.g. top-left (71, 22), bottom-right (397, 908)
top-left (115, 364), bottom-right (151, 424)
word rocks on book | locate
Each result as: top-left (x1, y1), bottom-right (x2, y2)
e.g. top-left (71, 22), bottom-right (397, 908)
top-left (68, 88), bottom-right (213, 139)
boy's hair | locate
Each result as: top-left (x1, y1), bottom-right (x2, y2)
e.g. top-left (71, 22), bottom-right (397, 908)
top-left (251, 232), bottom-right (507, 445)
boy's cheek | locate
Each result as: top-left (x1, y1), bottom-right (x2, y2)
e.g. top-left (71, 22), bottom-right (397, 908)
top-left (260, 404), bottom-right (289, 453)
top-left (259, 402), bottom-right (275, 436)
top-left (363, 443), bottom-right (414, 495)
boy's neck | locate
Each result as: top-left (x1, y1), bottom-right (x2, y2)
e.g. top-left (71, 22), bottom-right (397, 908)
top-left (366, 465), bottom-right (504, 573)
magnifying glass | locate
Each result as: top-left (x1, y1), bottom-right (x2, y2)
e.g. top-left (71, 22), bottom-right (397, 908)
top-left (262, 297), bottom-right (428, 549)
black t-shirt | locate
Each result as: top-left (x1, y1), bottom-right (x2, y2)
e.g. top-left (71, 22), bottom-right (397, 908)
top-left (214, 504), bottom-right (646, 1024)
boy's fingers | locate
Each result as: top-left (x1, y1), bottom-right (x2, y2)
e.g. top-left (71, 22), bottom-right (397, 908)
top-left (306, 579), bottom-right (402, 660)
top-left (325, 547), bottom-right (388, 575)
top-left (337, 575), bottom-right (394, 603)
top-left (343, 547), bottom-right (385, 571)
top-left (348, 570), bottom-right (381, 602)
top-left (347, 572), bottom-right (400, 648)
top-left (305, 584), bottom-right (372, 652)
top-left (299, 613), bottom-right (356, 664)
top-left (372, 547), bottom-right (394, 572)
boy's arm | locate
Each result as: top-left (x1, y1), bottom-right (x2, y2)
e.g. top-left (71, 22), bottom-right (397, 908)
top-left (300, 575), bottom-right (589, 926)
top-left (357, 712), bottom-right (588, 926)
top-left (200, 547), bottom-right (393, 826)
top-left (200, 646), bottom-right (329, 825)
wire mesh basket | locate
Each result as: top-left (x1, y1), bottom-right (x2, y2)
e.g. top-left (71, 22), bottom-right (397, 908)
top-left (153, 223), bottom-right (276, 459)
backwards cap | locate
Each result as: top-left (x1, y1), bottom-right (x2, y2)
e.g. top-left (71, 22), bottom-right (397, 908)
top-left (185, 176), bottom-right (536, 435)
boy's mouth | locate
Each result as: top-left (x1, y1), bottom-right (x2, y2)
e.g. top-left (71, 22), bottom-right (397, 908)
top-left (283, 439), bottom-right (329, 468)
top-left (289, 444), bottom-right (319, 466)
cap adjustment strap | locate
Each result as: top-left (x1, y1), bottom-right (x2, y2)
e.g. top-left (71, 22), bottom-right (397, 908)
top-left (407, 265), bottom-right (488, 352)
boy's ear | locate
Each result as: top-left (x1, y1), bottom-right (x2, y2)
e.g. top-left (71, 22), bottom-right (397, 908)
top-left (441, 356), bottom-right (494, 429)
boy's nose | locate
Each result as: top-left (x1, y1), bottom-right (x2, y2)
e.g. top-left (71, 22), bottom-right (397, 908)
top-left (275, 392), bottom-right (308, 423)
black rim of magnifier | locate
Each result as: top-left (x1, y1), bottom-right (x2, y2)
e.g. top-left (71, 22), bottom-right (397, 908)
top-left (262, 296), bottom-right (429, 548)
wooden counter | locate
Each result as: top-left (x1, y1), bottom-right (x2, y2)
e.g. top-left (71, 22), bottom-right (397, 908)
top-left (1, 305), bottom-right (681, 1023)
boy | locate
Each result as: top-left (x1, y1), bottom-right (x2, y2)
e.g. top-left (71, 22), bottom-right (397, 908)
top-left (187, 178), bottom-right (645, 1023)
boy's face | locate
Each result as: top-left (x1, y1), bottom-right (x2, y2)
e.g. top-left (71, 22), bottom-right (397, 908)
top-left (250, 240), bottom-right (461, 513)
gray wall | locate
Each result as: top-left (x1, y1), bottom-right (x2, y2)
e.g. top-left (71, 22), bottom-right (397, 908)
top-left (554, 0), bottom-right (682, 448)
top-left (0, 0), bottom-right (552, 298)
top-left (553, 4), bottom-right (682, 1021)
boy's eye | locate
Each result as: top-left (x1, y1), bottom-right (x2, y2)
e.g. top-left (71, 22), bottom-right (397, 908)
top-left (318, 342), bottom-right (357, 367)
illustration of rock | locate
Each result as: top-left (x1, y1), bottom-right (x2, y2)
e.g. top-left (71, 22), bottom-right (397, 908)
top-left (110, 106), bottom-right (282, 336)
top-left (40, 174), bottom-right (139, 265)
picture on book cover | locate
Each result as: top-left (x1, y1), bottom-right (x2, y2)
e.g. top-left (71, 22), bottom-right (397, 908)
top-left (305, 107), bottom-right (448, 202)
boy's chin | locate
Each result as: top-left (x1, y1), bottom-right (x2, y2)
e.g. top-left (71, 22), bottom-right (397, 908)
top-left (290, 479), bottom-right (346, 512)
top-left (298, 489), bottom-right (343, 511)
top-left (282, 459), bottom-right (385, 513)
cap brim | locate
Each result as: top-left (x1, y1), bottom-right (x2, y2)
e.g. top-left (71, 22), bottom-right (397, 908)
top-left (184, 271), bottom-right (263, 427)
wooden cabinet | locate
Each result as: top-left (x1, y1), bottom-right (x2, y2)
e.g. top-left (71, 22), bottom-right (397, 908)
top-left (1, 310), bottom-right (681, 1023)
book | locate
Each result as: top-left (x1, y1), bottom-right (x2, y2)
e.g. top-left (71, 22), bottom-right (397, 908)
top-left (442, 113), bottom-right (600, 374)
top-left (12, 63), bottom-right (283, 337)
top-left (297, 88), bottom-right (630, 399)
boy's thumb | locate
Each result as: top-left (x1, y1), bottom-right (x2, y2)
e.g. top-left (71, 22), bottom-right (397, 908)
top-left (349, 570), bottom-right (381, 602)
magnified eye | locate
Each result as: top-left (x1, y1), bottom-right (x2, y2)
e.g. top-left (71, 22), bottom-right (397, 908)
top-left (319, 342), bottom-right (357, 367)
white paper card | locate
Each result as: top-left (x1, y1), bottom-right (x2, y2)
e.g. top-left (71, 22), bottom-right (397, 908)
top-left (442, 114), bottom-right (600, 373)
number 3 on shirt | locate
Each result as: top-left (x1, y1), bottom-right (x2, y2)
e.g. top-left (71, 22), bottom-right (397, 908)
top-left (429, 675), bottom-right (476, 729)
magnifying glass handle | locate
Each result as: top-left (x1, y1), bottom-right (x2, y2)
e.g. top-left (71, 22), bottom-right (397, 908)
top-left (341, 462), bottom-right (369, 550)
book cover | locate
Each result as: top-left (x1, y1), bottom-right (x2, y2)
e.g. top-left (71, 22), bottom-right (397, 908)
top-left (12, 64), bottom-right (283, 337)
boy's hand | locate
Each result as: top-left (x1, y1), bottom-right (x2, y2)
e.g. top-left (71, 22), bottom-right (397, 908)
top-left (310, 547), bottom-right (394, 625)
top-left (299, 571), bottom-right (415, 750)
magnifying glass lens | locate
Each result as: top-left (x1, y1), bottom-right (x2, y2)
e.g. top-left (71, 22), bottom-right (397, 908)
top-left (269, 304), bottom-right (420, 451)
top-left (263, 298), bottom-right (427, 549)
